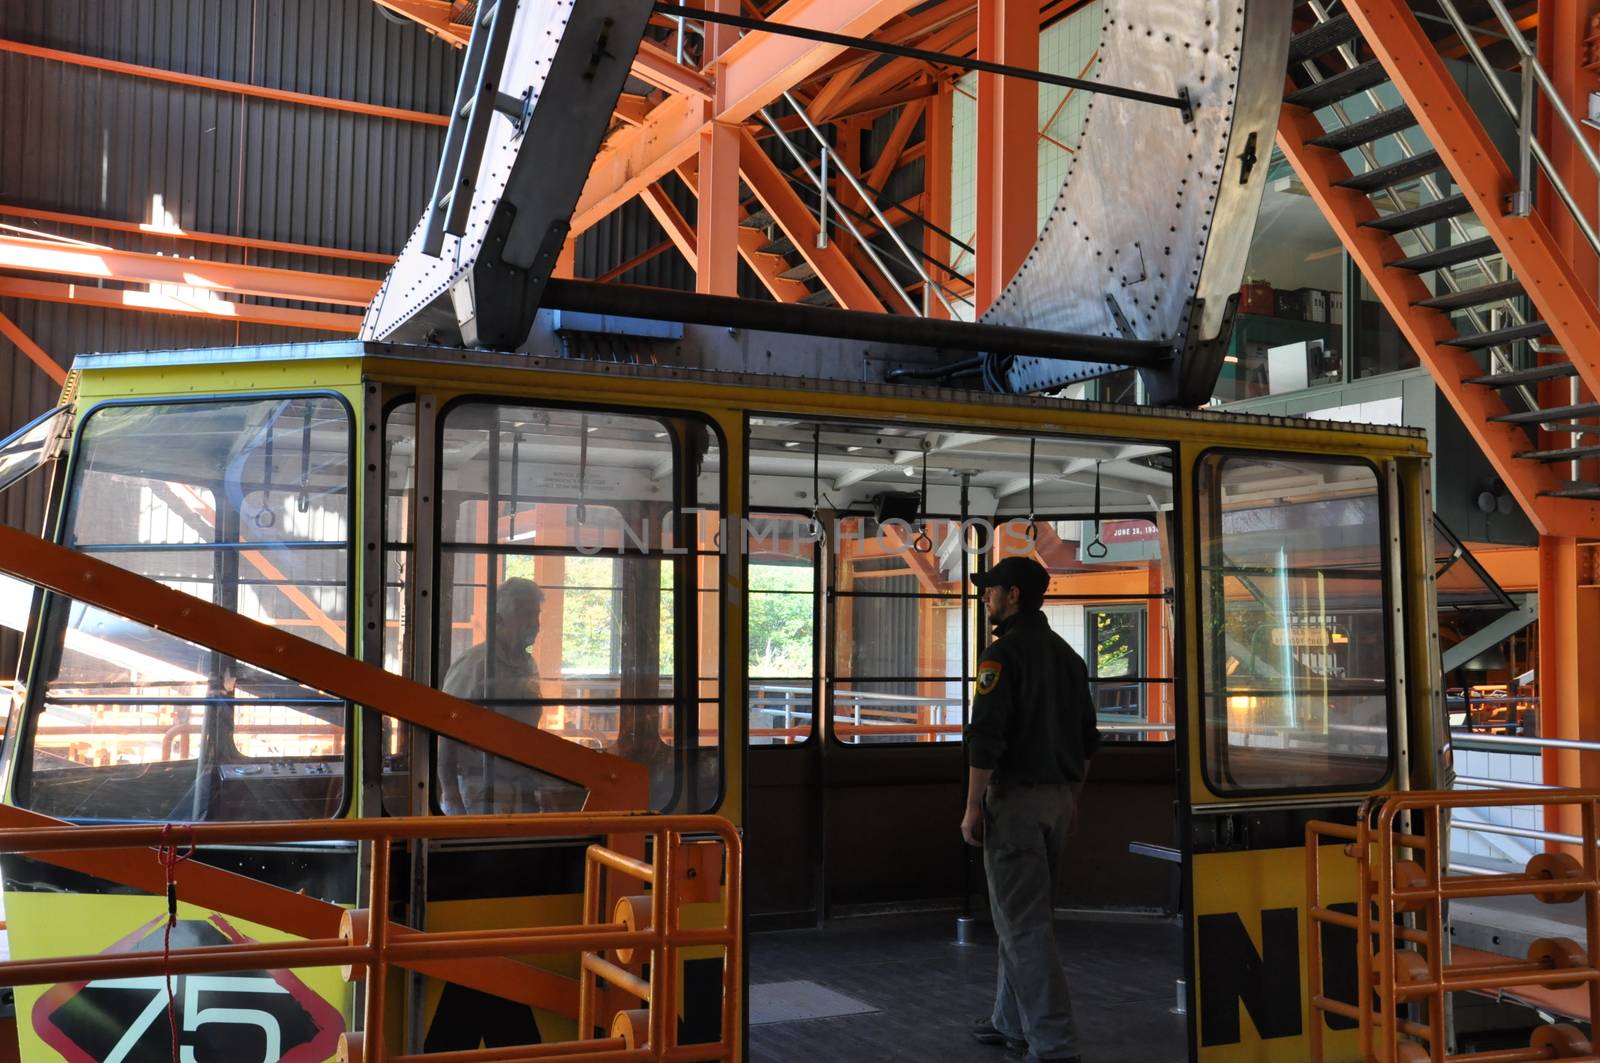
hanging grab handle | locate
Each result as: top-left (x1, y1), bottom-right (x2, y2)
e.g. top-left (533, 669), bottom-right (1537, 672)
top-left (1086, 460), bottom-right (1108, 559)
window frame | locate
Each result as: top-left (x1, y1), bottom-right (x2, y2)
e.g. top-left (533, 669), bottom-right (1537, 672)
top-left (15, 390), bottom-right (359, 821)
top-left (1192, 446), bottom-right (1399, 799)
top-left (742, 506), bottom-right (822, 750)
top-left (428, 394), bottom-right (729, 815)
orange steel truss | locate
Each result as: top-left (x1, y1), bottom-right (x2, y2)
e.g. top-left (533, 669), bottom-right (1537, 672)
top-left (0, 812), bottom-right (742, 1063)
top-left (1275, 103), bottom-right (1600, 540)
top-left (1307, 790), bottom-right (1600, 1063)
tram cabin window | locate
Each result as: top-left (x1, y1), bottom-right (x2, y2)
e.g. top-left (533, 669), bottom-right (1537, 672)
top-left (433, 403), bottom-right (722, 813)
top-left (1198, 453), bottom-right (1393, 792)
top-left (24, 397), bottom-right (352, 821)
top-left (747, 514), bottom-right (818, 745)
top-left (746, 417), bottom-right (1175, 748)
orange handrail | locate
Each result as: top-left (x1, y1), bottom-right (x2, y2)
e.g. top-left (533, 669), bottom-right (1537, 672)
top-left (0, 811), bottom-right (742, 1063)
top-left (1308, 790), bottom-right (1600, 1062)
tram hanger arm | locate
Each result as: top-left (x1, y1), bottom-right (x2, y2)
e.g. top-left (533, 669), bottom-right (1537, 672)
top-left (0, 524), bottom-right (649, 812)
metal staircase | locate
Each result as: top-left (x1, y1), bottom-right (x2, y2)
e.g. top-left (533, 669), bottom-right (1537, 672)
top-left (1276, 0), bottom-right (1600, 538)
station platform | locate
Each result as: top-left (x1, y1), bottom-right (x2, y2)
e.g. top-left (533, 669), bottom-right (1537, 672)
top-left (1451, 892), bottom-right (1593, 1021)
top-left (748, 911), bottom-right (1185, 1063)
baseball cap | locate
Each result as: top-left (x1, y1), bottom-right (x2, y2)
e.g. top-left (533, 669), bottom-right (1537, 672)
top-left (971, 556), bottom-right (1049, 598)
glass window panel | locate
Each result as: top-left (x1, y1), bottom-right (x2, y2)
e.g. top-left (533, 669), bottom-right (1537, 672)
top-left (748, 519), bottom-right (815, 746)
top-left (0, 405), bottom-right (70, 495)
top-left (434, 402), bottom-right (722, 812)
top-left (25, 397), bottom-right (352, 821)
top-left (1198, 453), bottom-right (1392, 792)
top-left (747, 416), bottom-right (1175, 749)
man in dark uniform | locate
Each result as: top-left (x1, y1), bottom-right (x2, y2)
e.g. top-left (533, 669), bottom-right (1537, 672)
top-left (961, 555), bottom-right (1099, 1063)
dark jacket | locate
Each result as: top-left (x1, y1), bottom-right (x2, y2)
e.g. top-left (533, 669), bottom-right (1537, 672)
top-left (967, 609), bottom-right (1100, 785)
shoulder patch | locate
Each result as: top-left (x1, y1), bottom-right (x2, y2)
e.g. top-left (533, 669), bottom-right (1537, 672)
top-left (976, 660), bottom-right (1003, 695)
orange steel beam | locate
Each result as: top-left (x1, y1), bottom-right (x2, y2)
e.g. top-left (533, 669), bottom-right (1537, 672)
top-left (634, 39), bottom-right (715, 99)
top-left (374, 0), bottom-right (713, 108)
top-left (0, 234), bottom-right (381, 308)
top-left (0, 38), bottom-right (448, 126)
top-left (818, 16), bottom-right (975, 122)
top-left (595, 239), bottom-right (676, 283)
top-left (371, 0), bottom-right (470, 46)
top-left (676, 160), bottom-right (816, 302)
top-left (571, 0), bottom-right (922, 237)
top-left (697, 123), bottom-right (742, 295)
top-left (865, 100), bottom-right (926, 192)
top-left (1342, 0), bottom-right (1600, 446)
top-left (641, 183), bottom-right (699, 266)
top-left (1536, 0), bottom-right (1598, 300)
top-left (615, 93), bottom-right (654, 127)
top-left (0, 276), bottom-right (360, 333)
top-left (1277, 104), bottom-right (1600, 538)
top-left (0, 204), bottom-right (396, 265)
top-left (737, 127), bottom-right (886, 311)
top-left (0, 524), bottom-right (649, 810)
top-left (0, 308), bottom-right (64, 386)
top-left (976, 0), bottom-right (1038, 312)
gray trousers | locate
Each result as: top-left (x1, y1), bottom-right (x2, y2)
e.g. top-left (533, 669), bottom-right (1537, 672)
top-left (984, 782), bottom-right (1080, 1059)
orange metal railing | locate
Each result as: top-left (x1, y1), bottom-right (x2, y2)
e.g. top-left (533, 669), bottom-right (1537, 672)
top-left (1307, 790), bottom-right (1600, 1063)
top-left (0, 812), bottom-right (741, 1063)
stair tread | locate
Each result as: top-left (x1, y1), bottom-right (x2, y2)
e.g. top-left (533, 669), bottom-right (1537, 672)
top-left (799, 289), bottom-right (837, 306)
top-left (777, 262), bottom-right (817, 281)
top-left (1490, 401), bottom-right (1600, 425)
top-left (1465, 362), bottom-right (1577, 387)
top-left (1286, 60), bottom-right (1390, 110)
top-left (1516, 443), bottom-right (1600, 462)
top-left (1444, 321), bottom-right (1553, 350)
top-left (757, 237), bottom-right (796, 256)
top-left (1360, 194), bottom-right (1473, 234)
top-left (1308, 106), bottom-right (1418, 151)
top-left (1388, 236), bottom-right (1499, 273)
top-left (1336, 151), bottom-right (1444, 193)
top-left (1539, 483), bottom-right (1600, 500)
top-left (741, 209), bottom-right (773, 230)
top-left (1288, 14), bottom-right (1360, 63)
top-left (1414, 279), bottom-right (1526, 311)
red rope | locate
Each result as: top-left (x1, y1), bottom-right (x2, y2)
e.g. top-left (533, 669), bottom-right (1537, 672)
top-left (157, 823), bottom-right (196, 1063)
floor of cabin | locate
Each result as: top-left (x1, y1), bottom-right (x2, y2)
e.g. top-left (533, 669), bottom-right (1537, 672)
top-left (747, 911), bottom-right (1186, 1062)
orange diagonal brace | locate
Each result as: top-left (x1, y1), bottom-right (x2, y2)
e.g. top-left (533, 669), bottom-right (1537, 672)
top-left (0, 525), bottom-right (649, 810)
top-left (736, 129), bottom-right (885, 312)
top-left (1277, 104), bottom-right (1600, 539)
top-left (572, 0), bottom-right (921, 236)
top-left (641, 183), bottom-right (698, 267)
top-left (0, 234), bottom-right (381, 308)
top-left (0, 802), bottom-right (579, 1013)
top-left (865, 100), bottom-right (926, 192)
top-left (0, 276), bottom-right (361, 333)
top-left (0, 308), bottom-right (65, 385)
top-left (1342, 0), bottom-right (1600, 418)
top-left (677, 162), bottom-right (814, 303)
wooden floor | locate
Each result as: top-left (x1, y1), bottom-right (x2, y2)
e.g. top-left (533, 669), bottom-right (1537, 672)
top-left (747, 911), bottom-right (1187, 1062)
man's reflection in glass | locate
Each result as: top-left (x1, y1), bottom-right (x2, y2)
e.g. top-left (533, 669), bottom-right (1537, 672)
top-left (438, 577), bottom-right (548, 814)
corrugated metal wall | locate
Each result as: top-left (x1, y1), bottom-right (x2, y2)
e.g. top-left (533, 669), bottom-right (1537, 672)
top-left (0, 0), bottom-right (460, 677)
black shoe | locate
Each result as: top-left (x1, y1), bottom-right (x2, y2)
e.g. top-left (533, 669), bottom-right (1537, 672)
top-left (972, 1018), bottom-right (1027, 1052)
